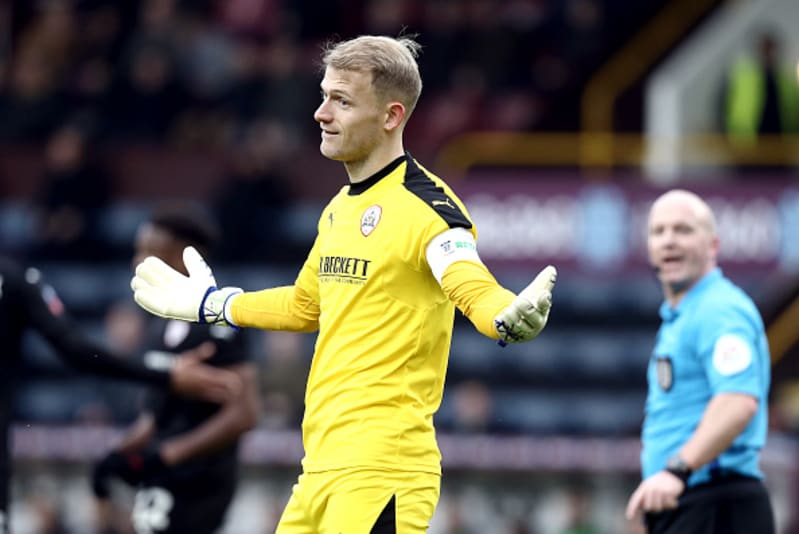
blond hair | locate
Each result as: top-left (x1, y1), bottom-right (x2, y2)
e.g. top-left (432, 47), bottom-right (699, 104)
top-left (322, 35), bottom-right (423, 120)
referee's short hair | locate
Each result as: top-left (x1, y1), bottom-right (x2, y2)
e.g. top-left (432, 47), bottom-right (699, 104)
top-left (148, 203), bottom-right (221, 259)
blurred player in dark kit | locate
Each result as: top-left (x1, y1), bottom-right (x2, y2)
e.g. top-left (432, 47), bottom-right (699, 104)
top-left (0, 252), bottom-right (238, 534)
top-left (92, 206), bottom-right (260, 534)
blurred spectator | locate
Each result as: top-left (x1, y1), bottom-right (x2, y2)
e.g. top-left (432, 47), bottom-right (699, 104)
top-left (106, 40), bottom-right (185, 142)
top-left (213, 118), bottom-right (298, 263)
top-left (12, 476), bottom-right (70, 534)
top-left (0, 1), bottom-right (81, 141)
top-left (222, 38), bottom-right (268, 121)
top-left (131, 0), bottom-right (181, 46)
top-left (256, 330), bottom-right (309, 429)
top-left (16, 0), bottom-right (76, 79)
top-left (262, 35), bottom-right (319, 128)
top-left (363, 0), bottom-right (417, 36)
top-left (724, 29), bottom-right (799, 144)
top-left (103, 301), bottom-right (147, 356)
top-left (557, 485), bottom-right (599, 534)
top-left (215, 0), bottom-right (284, 40)
top-left (0, 45), bottom-right (66, 142)
top-left (406, 64), bottom-right (487, 160)
top-left (31, 119), bottom-right (110, 261)
top-left (94, 300), bottom-right (150, 424)
top-left (461, 0), bottom-right (519, 90)
top-left (104, 0), bottom-right (185, 142)
top-left (450, 379), bottom-right (495, 434)
top-left (66, 4), bottom-right (126, 113)
top-left (557, 0), bottom-right (606, 68)
top-left (174, 8), bottom-right (238, 105)
top-left (0, 3), bottom-right (10, 90)
top-left (417, 0), bottom-right (467, 91)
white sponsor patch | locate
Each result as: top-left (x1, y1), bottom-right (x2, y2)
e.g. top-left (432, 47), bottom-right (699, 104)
top-left (712, 334), bottom-right (752, 376)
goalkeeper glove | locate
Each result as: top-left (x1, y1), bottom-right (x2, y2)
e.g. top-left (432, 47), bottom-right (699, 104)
top-left (131, 246), bottom-right (241, 326)
top-left (494, 265), bottom-right (557, 346)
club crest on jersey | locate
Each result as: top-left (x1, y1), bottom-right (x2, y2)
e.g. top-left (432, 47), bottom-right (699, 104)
top-left (361, 205), bottom-right (382, 236)
top-left (655, 356), bottom-right (673, 391)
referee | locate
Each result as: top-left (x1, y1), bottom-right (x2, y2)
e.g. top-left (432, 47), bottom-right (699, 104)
top-left (625, 190), bottom-right (774, 534)
top-left (0, 255), bottom-right (238, 534)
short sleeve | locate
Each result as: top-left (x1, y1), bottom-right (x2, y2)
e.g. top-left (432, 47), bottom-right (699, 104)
top-left (698, 304), bottom-right (763, 396)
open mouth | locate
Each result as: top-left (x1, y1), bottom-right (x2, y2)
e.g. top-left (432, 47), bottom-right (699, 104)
top-left (659, 255), bottom-right (683, 270)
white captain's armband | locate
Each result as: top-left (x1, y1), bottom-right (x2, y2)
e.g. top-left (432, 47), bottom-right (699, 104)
top-left (425, 227), bottom-right (482, 284)
top-left (712, 334), bottom-right (753, 376)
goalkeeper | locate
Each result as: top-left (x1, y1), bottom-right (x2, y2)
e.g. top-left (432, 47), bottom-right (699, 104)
top-left (132, 34), bottom-right (556, 534)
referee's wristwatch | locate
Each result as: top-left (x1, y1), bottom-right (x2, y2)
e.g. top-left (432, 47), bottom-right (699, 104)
top-left (665, 454), bottom-right (693, 483)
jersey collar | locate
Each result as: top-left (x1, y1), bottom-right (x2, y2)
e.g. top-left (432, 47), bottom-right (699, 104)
top-left (658, 267), bottom-right (722, 322)
top-left (348, 153), bottom-right (408, 195)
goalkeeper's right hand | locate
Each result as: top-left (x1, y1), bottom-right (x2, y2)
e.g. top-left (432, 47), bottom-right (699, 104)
top-left (131, 246), bottom-right (242, 326)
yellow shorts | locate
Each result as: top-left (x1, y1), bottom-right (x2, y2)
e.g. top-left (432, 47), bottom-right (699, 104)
top-left (275, 468), bottom-right (441, 534)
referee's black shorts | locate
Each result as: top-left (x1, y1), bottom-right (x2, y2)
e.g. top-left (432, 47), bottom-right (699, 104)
top-left (645, 473), bottom-right (774, 534)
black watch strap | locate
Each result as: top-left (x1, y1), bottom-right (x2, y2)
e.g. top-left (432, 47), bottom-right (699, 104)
top-left (665, 455), bottom-right (693, 483)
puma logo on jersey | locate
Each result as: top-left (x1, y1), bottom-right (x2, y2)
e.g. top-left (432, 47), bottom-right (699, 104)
top-left (432, 199), bottom-right (455, 209)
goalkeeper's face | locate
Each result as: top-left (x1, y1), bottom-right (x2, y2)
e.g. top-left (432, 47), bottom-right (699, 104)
top-left (313, 67), bottom-right (387, 164)
top-left (647, 192), bottom-right (718, 301)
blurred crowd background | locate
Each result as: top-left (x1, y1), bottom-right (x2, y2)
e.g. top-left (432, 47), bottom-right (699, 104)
top-left (1, 0), bottom-right (799, 532)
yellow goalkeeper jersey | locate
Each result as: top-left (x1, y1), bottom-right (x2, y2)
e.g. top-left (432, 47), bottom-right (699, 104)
top-left (296, 153), bottom-right (474, 474)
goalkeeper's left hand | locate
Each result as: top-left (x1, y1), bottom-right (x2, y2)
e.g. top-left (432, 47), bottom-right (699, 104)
top-left (494, 265), bottom-right (557, 345)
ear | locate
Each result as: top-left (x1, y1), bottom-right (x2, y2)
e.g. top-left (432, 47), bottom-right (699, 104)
top-left (384, 102), bottom-right (406, 132)
top-left (709, 234), bottom-right (720, 262)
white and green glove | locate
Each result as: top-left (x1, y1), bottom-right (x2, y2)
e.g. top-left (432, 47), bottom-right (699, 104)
top-left (494, 265), bottom-right (557, 346)
top-left (131, 246), bottom-right (242, 327)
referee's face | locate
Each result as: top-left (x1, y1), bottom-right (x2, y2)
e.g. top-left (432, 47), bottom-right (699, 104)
top-left (647, 192), bottom-right (718, 302)
top-left (314, 67), bottom-right (386, 167)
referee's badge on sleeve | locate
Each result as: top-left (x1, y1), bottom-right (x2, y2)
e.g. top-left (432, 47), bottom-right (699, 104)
top-left (656, 356), bottom-right (673, 391)
top-left (712, 334), bottom-right (752, 376)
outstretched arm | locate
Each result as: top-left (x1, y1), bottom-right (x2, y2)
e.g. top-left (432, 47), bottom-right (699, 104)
top-left (426, 227), bottom-right (556, 344)
top-left (131, 246), bottom-right (320, 332)
top-left (13, 264), bottom-right (237, 402)
top-left (439, 260), bottom-right (515, 339)
top-left (16, 266), bottom-right (170, 386)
